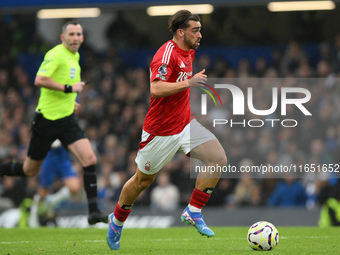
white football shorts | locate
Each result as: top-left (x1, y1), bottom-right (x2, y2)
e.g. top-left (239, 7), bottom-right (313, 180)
top-left (135, 119), bottom-right (216, 175)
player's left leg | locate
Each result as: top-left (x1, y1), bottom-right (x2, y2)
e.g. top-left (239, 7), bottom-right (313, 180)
top-left (67, 138), bottom-right (107, 225)
top-left (180, 120), bottom-right (227, 237)
top-left (44, 147), bottom-right (81, 209)
top-left (0, 111), bottom-right (52, 178)
top-left (46, 177), bottom-right (80, 207)
top-left (190, 139), bottom-right (226, 190)
top-left (63, 176), bottom-right (81, 196)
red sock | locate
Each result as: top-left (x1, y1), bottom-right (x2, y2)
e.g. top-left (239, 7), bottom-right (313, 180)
top-left (189, 188), bottom-right (211, 209)
top-left (113, 203), bottom-right (132, 222)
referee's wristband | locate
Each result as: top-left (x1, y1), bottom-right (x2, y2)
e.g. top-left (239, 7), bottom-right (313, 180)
top-left (64, 84), bottom-right (72, 93)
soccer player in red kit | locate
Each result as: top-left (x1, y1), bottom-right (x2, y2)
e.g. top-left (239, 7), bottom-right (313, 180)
top-left (107, 9), bottom-right (227, 250)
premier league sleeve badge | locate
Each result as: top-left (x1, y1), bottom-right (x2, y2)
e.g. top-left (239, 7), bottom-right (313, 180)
top-left (159, 64), bottom-right (167, 75)
top-left (156, 64), bottom-right (167, 80)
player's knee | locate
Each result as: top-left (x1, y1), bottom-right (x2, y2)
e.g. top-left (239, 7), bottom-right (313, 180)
top-left (211, 152), bottom-right (227, 167)
top-left (69, 182), bottom-right (81, 195)
top-left (219, 154), bottom-right (228, 167)
top-left (66, 177), bottom-right (82, 194)
top-left (23, 167), bottom-right (39, 177)
top-left (23, 160), bottom-right (41, 177)
top-left (82, 153), bottom-right (97, 167)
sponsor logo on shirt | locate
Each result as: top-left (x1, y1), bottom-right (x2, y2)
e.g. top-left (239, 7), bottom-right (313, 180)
top-left (177, 71), bottom-right (192, 82)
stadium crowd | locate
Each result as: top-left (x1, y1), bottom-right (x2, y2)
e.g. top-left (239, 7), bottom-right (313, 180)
top-left (0, 15), bottom-right (340, 216)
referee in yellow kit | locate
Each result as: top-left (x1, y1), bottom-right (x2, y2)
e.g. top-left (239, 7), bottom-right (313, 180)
top-left (0, 21), bottom-right (107, 225)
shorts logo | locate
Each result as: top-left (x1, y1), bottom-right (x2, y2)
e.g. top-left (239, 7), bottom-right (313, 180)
top-left (70, 68), bottom-right (76, 79)
top-left (145, 161), bottom-right (151, 171)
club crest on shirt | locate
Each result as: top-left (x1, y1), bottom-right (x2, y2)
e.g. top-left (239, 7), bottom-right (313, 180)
top-left (70, 68), bottom-right (76, 79)
top-left (145, 161), bottom-right (151, 171)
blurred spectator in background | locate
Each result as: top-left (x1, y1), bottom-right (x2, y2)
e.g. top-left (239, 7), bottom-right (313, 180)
top-left (234, 173), bottom-right (262, 206)
top-left (233, 159), bottom-right (262, 206)
top-left (208, 178), bottom-right (236, 208)
top-left (254, 57), bottom-right (268, 78)
top-left (0, 177), bottom-right (33, 207)
top-left (332, 33), bottom-right (340, 72)
top-left (268, 177), bottom-right (307, 207)
top-left (280, 41), bottom-right (305, 76)
top-left (150, 170), bottom-right (180, 212)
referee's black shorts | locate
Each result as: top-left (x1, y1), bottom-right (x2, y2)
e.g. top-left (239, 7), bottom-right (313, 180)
top-left (27, 112), bottom-right (86, 160)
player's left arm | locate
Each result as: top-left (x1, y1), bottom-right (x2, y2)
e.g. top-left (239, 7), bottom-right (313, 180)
top-left (150, 69), bottom-right (206, 98)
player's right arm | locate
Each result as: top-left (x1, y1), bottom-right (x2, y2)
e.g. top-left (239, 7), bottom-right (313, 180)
top-left (150, 69), bottom-right (206, 98)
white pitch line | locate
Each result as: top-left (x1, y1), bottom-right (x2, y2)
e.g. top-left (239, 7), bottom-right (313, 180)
top-left (0, 236), bottom-right (329, 245)
top-left (0, 240), bottom-right (105, 244)
top-left (0, 241), bottom-right (55, 244)
top-left (153, 236), bottom-right (329, 241)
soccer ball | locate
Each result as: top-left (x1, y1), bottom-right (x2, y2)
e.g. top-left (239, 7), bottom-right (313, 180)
top-left (247, 221), bottom-right (279, 251)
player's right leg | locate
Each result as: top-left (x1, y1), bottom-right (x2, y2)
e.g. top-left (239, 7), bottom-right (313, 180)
top-left (107, 131), bottom-right (180, 250)
top-left (0, 157), bottom-right (43, 177)
top-left (0, 160), bottom-right (26, 177)
top-left (0, 112), bottom-right (53, 178)
top-left (107, 167), bottom-right (156, 250)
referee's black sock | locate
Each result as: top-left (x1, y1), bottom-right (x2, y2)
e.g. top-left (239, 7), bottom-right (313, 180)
top-left (83, 165), bottom-right (99, 214)
top-left (0, 161), bottom-right (25, 176)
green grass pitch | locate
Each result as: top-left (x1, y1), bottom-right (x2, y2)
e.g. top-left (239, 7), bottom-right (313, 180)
top-left (0, 226), bottom-right (339, 254)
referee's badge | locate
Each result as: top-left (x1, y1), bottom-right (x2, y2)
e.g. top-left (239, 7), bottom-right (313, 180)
top-left (70, 68), bottom-right (76, 79)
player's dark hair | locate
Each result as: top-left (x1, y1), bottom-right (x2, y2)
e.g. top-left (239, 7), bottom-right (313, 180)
top-left (62, 20), bottom-right (81, 33)
top-left (168, 9), bottom-right (200, 34)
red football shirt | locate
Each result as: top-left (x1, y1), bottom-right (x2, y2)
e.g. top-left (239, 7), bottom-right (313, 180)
top-left (143, 40), bottom-right (195, 136)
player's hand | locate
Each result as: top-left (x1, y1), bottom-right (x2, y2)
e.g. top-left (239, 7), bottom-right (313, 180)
top-left (71, 81), bottom-right (86, 93)
top-left (189, 69), bottom-right (207, 87)
top-left (74, 101), bottom-right (80, 111)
